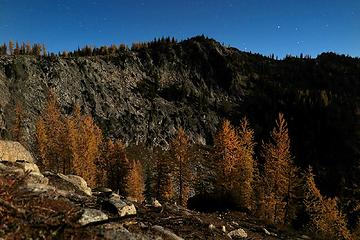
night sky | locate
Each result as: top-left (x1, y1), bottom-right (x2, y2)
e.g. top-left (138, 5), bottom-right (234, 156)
top-left (1, 0), bottom-right (359, 58)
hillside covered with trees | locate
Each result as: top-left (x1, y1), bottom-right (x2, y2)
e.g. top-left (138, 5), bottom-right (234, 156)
top-left (1, 36), bottom-right (360, 238)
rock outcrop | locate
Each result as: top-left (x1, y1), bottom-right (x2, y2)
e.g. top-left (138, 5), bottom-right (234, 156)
top-left (0, 140), bottom-right (34, 162)
top-left (45, 172), bottom-right (92, 196)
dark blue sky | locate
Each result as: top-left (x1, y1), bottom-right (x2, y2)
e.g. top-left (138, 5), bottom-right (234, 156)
top-left (1, 0), bottom-right (359, 58)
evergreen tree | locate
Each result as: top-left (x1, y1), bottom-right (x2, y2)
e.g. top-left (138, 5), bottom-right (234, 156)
top-left (25, 42), bottom-right (31, 54)
top-left (14, 42), bottom-right (20, 55)
top-left (8, 40), bottom-right (14, 55)
top-left (32, 44), bottom-right (41, 56)
top-left (0, 43), bottom-right (7, 55)
top-left (42, 44), bottom-right (47, 57)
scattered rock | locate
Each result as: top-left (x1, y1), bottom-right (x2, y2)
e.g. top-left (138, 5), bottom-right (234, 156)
top-left (27, 172), bottom-right (49, 185)
top-left (152, 225), bottom-right (184, 240)
top-left (263, 227), bottom-right (271, 235)
top-left (78, 208), bottom-right (108, 226)
top-left (231, 221), bottom-right (239, 227)
top-left (222, 225), bottom-right (226, 232)
top-left (103, 223), bottom-right (149, 240)
top-left (152, 199), bottom-right (162, 208)
top-left (228, 228), bottom-right (248, 239)
top-left (66, 174), bottom-right (92, 195)
top-left (14, 160), bottom-right (40, 173)
top-left (139, 222), bottom-right (148, 229)
top-left (104, 193), bottom-right (137, 217)
top-left (300, 235), bottom-right (311, 239)
top-left (92, 187), bottom-right (113, 197)
top-left (45, 172), bottom-right (92, 196)
top-left (19, 183), bottom-right (56, 194)
top-left (209, 224), bottom-right (216, 230)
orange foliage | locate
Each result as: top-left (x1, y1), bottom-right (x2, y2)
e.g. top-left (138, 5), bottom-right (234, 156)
top-left (62, 103), bottom-right (103, 186)
top-left (125, 160), bottom-right (145, 202)
top-left (11, 101), bottom-right (25, 144)
top-left (36, 91), bottom-right (66, 172)
top-left (170, 127), bottom-right (192, 207)
top-left (235, 117), bottom-right (256, 210)
top-left (304, 167), bottom-right (352, 240)
top-left (35, 118), bottom-right (48, 169)
top-left (258, 113), bottom-right (299, 224)
top-left (35, 94), bottom-right (102, 187)
top-left (153, 147), bottom-right (175, 202)
top-left (214, 119), bottom-right (241, 195)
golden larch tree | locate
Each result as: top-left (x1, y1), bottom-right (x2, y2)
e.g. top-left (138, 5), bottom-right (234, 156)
top-left (73, 115), bottom-right (102, 187)
top-left (124, 160), bottom-right (145, 202)
top-left (259, 113), bottom-right (299, 225)
top-left (213, 119), bottom-right (241, 198)
top-left (304, 167), bottom-right (352, 240)
top-left (35, 118), bottom-right (48, 170)
top-left (10, 101), bottom-right (26, 144)
top-left (153, 147), bottom-right (175, 202)
top-left (35, 91), bottom-right (66, 172)
top-left (96, 138), bottom-right (115, 186)
top-left (107, 139), bottom-right (129, 194)
top-left (234, 117), bottom-right (257, 211)
top-left (170, 127), bottom-right (192, 207)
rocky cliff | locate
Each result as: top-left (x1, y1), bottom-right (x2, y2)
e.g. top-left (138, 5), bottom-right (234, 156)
top-left (0, 36), bottom-right (249, 147)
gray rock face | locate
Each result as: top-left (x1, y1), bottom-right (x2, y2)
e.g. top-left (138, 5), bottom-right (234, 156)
top-left (78, 208), bottom-right (108, 226)
top-left (0, 38), bottom-right (245, 146)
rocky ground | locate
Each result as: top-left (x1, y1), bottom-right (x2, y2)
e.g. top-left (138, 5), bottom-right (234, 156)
top-left (0, 157), bottom-right (312, 239)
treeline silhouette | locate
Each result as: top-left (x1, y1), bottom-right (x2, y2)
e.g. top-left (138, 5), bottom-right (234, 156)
top-left (0, 41), bottom-right (47, 56)
top-left (8, 92), bottom-right (360, 239)
top-left (0, 37), bottom-right (178, 58)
